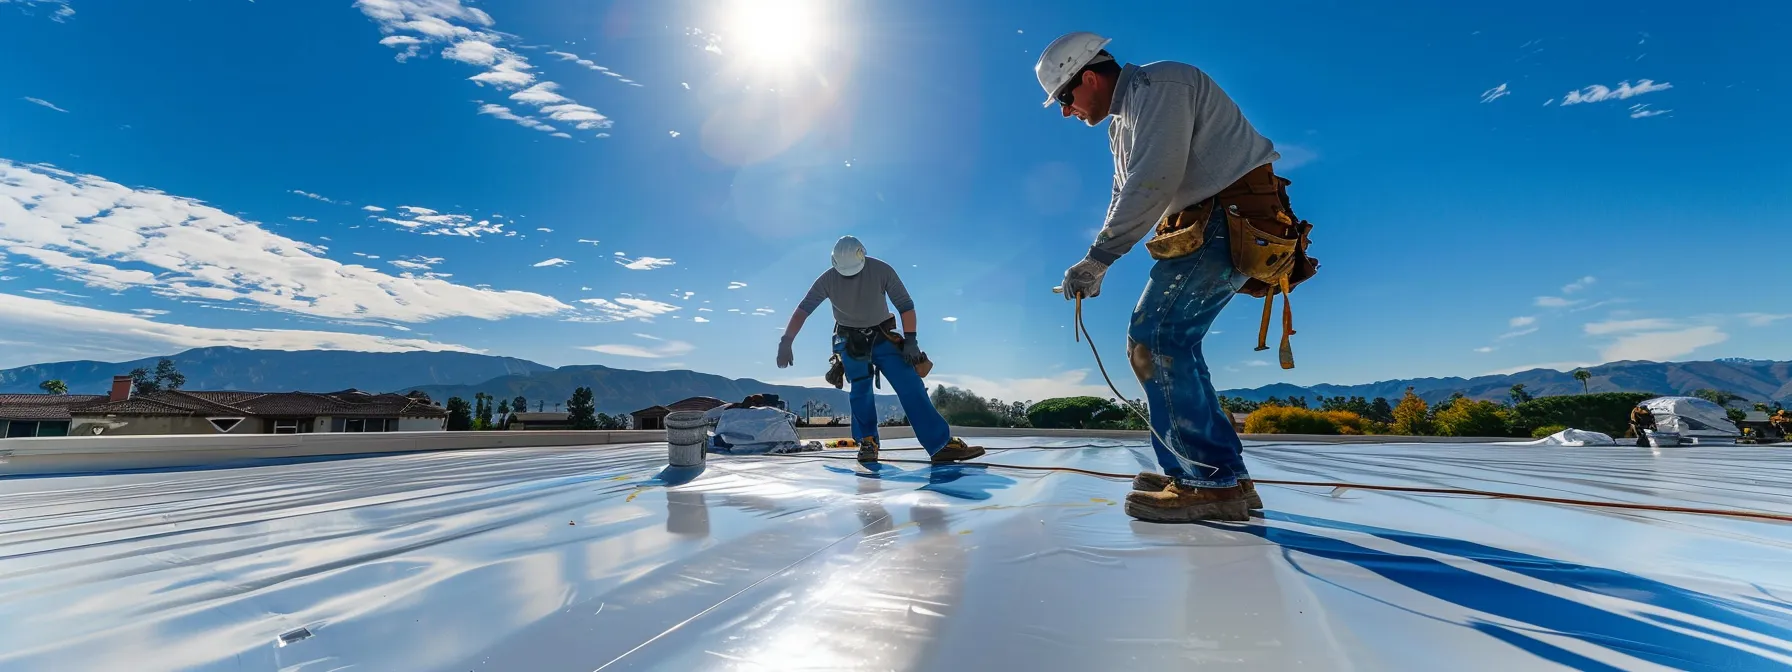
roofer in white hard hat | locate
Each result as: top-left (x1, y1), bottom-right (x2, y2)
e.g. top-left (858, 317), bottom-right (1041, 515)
top-left (776, 236), bottom-right (985, 465)
top-left (1039, 31), bottom-right (1319, 523)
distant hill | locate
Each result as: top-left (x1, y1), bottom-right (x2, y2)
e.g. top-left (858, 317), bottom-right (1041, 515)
top-left (0, 347), bottom-right (553, 395)
top-left (401, 365), bottom-right (899, 418)
top-left (1219, 359), bottom-right (1792, 404)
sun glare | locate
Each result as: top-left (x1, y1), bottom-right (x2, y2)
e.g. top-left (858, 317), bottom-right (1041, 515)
top-left (724, 0), bottom-right (822, 64)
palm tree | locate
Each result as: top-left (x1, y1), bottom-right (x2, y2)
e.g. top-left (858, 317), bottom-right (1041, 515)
top-left (1573, 369), bottom-right (1592, 394)
top-left (39, 379), bottom-right (68, 394)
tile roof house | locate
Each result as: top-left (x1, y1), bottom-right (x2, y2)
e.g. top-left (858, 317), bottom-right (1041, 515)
top-left (629, 396), bottom-right (728, 431)
top-left (0, 376), bottom-right (448, 438)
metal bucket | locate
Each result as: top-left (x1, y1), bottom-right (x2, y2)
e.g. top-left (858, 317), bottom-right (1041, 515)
top-left (665, 410), bottom-right (711, 467)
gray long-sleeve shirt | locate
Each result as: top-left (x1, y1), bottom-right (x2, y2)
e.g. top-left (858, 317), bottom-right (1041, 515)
top-left (796, 256), bottom-right (915, 329)
top-left (1087, 61), bottom-right (1280, 265)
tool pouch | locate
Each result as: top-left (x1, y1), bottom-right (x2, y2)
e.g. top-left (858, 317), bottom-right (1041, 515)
top-left (1222, 164), bottom-right (1319, 370)
top-left (1144, 199), bottom-right (1214, 260)
top-left (825, 353), bottom-right (845, 389)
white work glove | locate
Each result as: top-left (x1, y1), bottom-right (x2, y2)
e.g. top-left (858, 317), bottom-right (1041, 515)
top-left (1062, 257), bottom-right (1109, 300)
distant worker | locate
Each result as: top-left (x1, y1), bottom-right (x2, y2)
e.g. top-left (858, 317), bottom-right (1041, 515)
top-left (1772, 409), bottom-right (1792, 440)
top-left (775, 236), bottom-right (985, 464)
top-left (1630, 404), bottom-right (1657, 447)
top-left (1037, 32), bottom-right (1315, 523)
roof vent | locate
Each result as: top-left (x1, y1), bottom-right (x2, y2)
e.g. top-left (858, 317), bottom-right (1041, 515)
top-left (207, 417), bottom-right (244, 433)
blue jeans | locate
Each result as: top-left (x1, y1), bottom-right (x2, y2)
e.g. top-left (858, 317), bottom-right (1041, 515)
top-left (833, 336), bottom-right (953, 455)
top-left (1127, 204), bottom-right (1251, 488)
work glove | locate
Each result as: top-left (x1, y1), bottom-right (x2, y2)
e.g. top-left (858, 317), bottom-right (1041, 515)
top-left (776, 337), bottom-right (795, 369)
top-left (1063, 257), bottom-right (1109, 300)
top-left (901, 332), bottom-right (924, 366)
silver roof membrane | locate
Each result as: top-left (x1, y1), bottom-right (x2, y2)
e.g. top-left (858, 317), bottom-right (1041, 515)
top-left (1, 438), bottom-right (1789, 670)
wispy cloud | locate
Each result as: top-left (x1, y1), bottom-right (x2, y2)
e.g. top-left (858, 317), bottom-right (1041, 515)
top-left (1480, 83), bottom-right (1510, 103)
top-left (1484, 361), bottom-right (1594, 376)
top-left (1498, 326), bottom-right (1539, 340)
top-left (1738, 313), bottom-right (1792, 327)
top-left (1559, 79), bottom-right (1671, 106)
top-left (576, 238), bottom-right (600, 246)
top-left (580, 338), bottom-right (696, 359)
top-left (288, 216), bottom-right (317, 223)
top-left (1599, 326), bottom-right (1727, 362)
top-left (573, 297), bottom-right (680, 323)
top-left (942, 316), bottom-right (958, 322)
top-left (1535, 296), bottom-right (1580, 308)
top-left (362, 205), bottom-right (387, 212)
top-left (1561, 276), bottom-right (1596, 294)
top-left (727, 281), bottom-right (748, 290)
top-left (22, 96), bottom-right (68, 113)
top-left (1583, 318), bottom-right (1679, 335)
top-left (356, 0), bottom-right (611, 137)
top-left (615, 255), bottom-right (674, 270)
top-left (546, 50), bottom-right (644, 87)
top-left (2, 1), bottom-right (74, 23)
top-left (1243, 360), bottom-right (1271, 367)
top-left (0, 159), bottom-right (568, 322)
top-left (0, 292), bottom-right (478, 368)
top-left (1628, 103), bottom-right (1670, 119)
top-left (289, 189), bottom-right (343, 205)
top-left (532, 258), bottom-right (572, 268)
top-left (1509, 316), bottom-right (1537, 328)
top-left (378, 204), bottom-right (512, 237)
top-left (1474, 346), bottom-right (1496, 353)
top-left (693, 316), bottom-right (709, 323)
top-left (535, 227), bottom-right (553, 233)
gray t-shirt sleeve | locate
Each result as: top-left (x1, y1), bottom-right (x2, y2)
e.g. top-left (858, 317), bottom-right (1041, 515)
top-left (881, 262), bottom-right (915, 314)
top-left (796, 272), bottom-right (830, 314)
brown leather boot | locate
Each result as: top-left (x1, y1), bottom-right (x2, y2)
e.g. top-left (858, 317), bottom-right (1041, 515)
top-left (857, 436), bottom-right (879, 463)
top-left (1125, 482), bottom-right (1251, 522)
top-left (1133, 472), bottom-right (1263, 510)
top-left (930, 437), bottom-right (985, 463)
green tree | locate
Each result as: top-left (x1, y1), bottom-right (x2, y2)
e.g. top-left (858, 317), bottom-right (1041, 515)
top-left (153, 359), bottom-right (186, 390)
top-left (930, 385), bottom-right (1001, 427)
top-left (1027, 396), bottom-right (1120, 429)
top-left (476, 393), bottom-right (494, 429)
top-left (1573, 369), bottom-right (1592, 394)
top-left (1367, 397), bottom-right (1395, 425)
top-left (1436, 399), bottom-right (1513, 437)
top-left (1506, 392), bottom-right (1654, 437)
top-left (1392, 388), bottom-right (1434, 436)
top-left (1691, 389), bottom-right (1744, 406)
top-left (497, 400), bottom-right (511, 428)
top-left (1509, 384), bottom-right (1533, 405)
top-left (38, 379), bottom-right (68, 395)
top-left (567, 387), bottom-right (598, 429)
top-left (1219, 395), bottom-right (1261, 415)
top-left (128, 367), bottom-right (160, 395)
top-left (445, 396), bottom-right (473, 431)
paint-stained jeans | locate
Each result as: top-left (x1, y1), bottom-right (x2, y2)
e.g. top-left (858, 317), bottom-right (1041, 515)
top-left (834, 336), bottom-right (953, 455)
top-left (1127, 204), bottom-right (1251, 488)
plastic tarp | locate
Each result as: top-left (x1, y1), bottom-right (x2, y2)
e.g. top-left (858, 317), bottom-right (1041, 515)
top-left (1519, 428), bottom-right (1617, 446)
top-left (1643, 396), bottom-right (1742, 437)
top-left (3, 438), bottom-right (1790, 671)
top-left (700, 405), bottom-right (808, 454)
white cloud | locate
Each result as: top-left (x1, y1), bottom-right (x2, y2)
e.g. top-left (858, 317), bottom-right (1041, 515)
top-left (1535, 296), bottom-right (1579, 308)
top-left (1243, 360), bottom-right (1271, 367)
top-left (1498, 326), bottom-right (1539, 340)
top-left (476, 102), bottom-right (557, 133)
top-left (1738, 313), bottom-right (1792, 327)
top-left (727, 281), bottom-right (747, 290)
top-left (925, 370), bottom-right (1113, 403)
top-left (942, 316), bottom-right (958, 322)
top-left (288, 216), bottom-right (318, 223)
top-left (576, 238), bottom-right (600, 246)
top-left (0, 159), bottom-right (569, 322)
top-left (1474, 346), bottom-right (1496, 353)
top-left (535, 227), bottom-right (553, 232)
top-left (573, 297), bottom-right (680, 322)
top-left (378, 204), bottom-right (511, 237)
top-left (579, 339), bottom-right (695, 358)
top-left (615, 255), bottom-right (674, 270)
top-left (669, 130), bottom-right (681, 138)
top-left (1599, 326), bottom-right (1727, 362)
top-left (2, 1), bottom-right (74, 23)
top-left (1480, 83), bottom-right (1510, 103)
top-left (1628, 103), bottom-right (1671, 119)
top-left (288, 189), bottom-right (343, 205)
top-left (362, 205), bottom-right (387, 212)
top-left (532, 257), bottom-right (572, 268)
top-left (1559, 79), bottom-right (1671, 106)
top-left (1483, 361), bottom-right (1595, 376)
top-left (356, 0), bottom-right (609, 136)
top-left (1583, 318), bottom-right (1679, 335)
top-left (22, 96), bottom-right (68, 113)
top-left (1561, 276), bottom-right (1596, 293)
top-left (693, 316), bottom-right (709, 323)
top-left (1509, 315), bottom-right (1537, 328)
top-left (0, 292), bottom-right (478, 368)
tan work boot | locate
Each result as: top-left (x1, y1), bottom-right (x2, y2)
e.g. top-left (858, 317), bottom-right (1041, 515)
top-left (1125, 482), bottom-right (1251, 523)
top-left (930, 437), bottom-right (985, 463)
top-left (857, 436), bottom-right (879, 463)
top-left (1133, 472), bottom-right (1263, 510)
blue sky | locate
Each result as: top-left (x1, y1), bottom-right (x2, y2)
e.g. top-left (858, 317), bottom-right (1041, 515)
top-left (2, 0), bottom-right (1788, 401)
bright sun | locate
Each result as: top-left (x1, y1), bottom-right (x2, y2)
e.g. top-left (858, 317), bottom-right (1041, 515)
top-left (724, 0), bottom-right (822, 64)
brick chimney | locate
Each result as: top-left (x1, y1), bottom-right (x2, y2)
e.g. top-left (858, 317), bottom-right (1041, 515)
top-left (110, 375), bottom-right (133, 402)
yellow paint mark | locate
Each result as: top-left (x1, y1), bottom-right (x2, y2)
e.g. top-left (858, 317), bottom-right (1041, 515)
top-left (625, 488), bottom-right (648, 502)
top-left (1090, 498), bottom-right (1112, 504)
top-left (957, 530), bottom-right (972, 535)
top-left (607, 475), bottom-right (633, 481)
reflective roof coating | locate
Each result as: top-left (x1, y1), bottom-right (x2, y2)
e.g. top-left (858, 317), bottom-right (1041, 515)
top-left (3, 438), bottom-right (1790, 670)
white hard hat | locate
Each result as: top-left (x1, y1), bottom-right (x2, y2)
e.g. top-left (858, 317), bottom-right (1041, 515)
top-left (832, 236), bottom-right (866, 276)
top-left (1035, 31), bottom-right (1113, 107)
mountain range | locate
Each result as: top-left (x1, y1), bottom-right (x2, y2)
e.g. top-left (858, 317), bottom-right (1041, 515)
top-left (0, 347), bottom-right (894, 418)
top-left (1217, 358), bottom-right (1792, 404)
top-left (3, 349), bottom-right (1786, 419)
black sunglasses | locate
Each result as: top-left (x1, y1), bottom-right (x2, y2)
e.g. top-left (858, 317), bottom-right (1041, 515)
top-left (1054, 80), bottom-right (1078, 107)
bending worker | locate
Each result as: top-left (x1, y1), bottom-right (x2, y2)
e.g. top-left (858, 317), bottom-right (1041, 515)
top-left (776, 236), bottom-right (985, 464)
top-left (1630, 404), bottom-right (1657, 447)
top-left (1038, 31), bottom-right (1306, 523)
